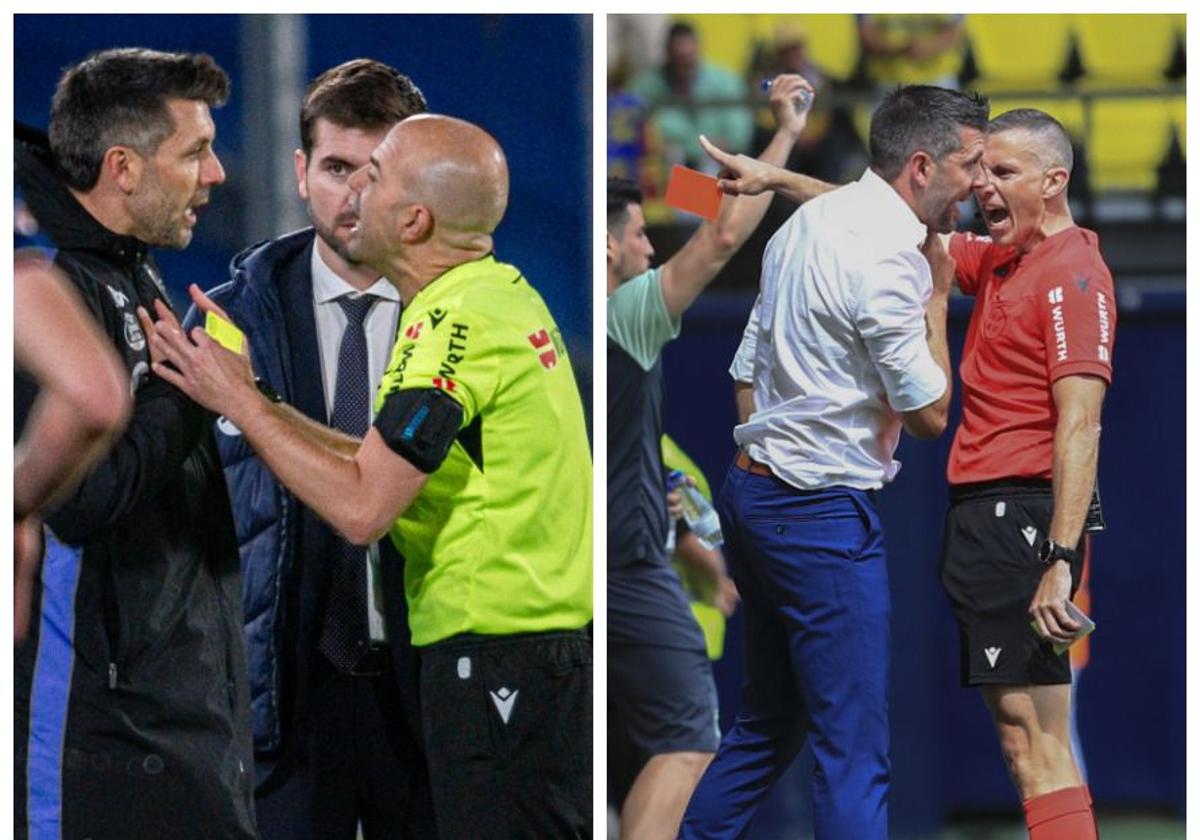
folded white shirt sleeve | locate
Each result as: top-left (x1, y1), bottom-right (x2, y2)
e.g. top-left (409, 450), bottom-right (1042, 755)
top-left (728, 293), bottom-right (762, 383)
top-left (854, 252), bottom-right (947, 413)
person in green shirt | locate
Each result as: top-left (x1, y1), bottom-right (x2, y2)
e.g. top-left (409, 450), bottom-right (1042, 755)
top-left (629, 21), bottom-right (755, 169)
top-left (144, 113), bottom-right (592, 839)
top-left (607, 74), bottom-right (813, 840)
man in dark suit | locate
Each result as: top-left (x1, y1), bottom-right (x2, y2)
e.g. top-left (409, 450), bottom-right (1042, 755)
top-left (184, 59), bottom-right (433, 839)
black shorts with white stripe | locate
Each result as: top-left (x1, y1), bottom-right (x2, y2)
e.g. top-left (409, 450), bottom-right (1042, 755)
top-left (939, 480), bottom-right (1084, 687)
top-left (419, 628), bottom-right (592, 837)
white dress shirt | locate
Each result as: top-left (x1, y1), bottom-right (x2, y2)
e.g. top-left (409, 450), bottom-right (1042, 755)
top-left (731, 168), bottom-right (946, 490)
top-left (311, 245), bottom-right (401, 641)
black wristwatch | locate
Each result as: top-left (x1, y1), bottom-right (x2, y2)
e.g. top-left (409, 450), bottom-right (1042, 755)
top-left (1038, 538), bottom-right (1080, 566)
top-left (255, 377), bottom-right (284, 404)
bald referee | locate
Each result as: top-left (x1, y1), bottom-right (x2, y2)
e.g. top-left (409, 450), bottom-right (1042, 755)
top-left (145, 114), bottom-right (592, 838)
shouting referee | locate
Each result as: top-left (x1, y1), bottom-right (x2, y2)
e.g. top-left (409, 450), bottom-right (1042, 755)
top-left (939, 109), bottom-right (1114, 839)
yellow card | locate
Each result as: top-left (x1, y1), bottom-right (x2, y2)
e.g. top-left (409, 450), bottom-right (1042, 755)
top-left (205, 310), bottom-right (245, 354)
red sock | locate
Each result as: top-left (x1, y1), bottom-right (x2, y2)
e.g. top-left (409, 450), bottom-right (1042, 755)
top-left (1023, 785), bottom-right (1097, 839)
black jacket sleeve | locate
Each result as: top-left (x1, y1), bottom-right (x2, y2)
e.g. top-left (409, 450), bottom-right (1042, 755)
top-left (41, 267), bottom-right (213, 543)
top-left (45, 378), bottom-right (211, 542)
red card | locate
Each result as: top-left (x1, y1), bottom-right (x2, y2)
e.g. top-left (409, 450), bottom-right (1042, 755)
top-left (664, 164), bottom-right (722, 221)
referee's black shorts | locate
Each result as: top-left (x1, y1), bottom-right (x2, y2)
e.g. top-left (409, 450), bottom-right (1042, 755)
top-left (419, 628), bottom-right (591, 838)
top-left (939, 480), bottom-right (1085, 687)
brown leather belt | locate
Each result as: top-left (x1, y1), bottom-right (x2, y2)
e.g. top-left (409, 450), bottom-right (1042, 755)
top-left (734, 450), bottom-right (775, 478)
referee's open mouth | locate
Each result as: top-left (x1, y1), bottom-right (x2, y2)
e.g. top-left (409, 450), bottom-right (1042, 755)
top-left (982, 202), bottom-right (1012, 237)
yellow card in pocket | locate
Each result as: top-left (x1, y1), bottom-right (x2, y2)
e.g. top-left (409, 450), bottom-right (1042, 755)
top-left (205, 310), bottom-right (245, 354)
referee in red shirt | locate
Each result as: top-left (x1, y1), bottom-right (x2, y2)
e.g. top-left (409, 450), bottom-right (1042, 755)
top-left (940, 109), bottom-right (1114, 840)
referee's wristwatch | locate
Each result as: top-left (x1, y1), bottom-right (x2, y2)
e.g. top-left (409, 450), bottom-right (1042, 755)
top-left (1037, 538), bottom-right (1080, 566)
top-left (255, 377), bottom-right (284, 404)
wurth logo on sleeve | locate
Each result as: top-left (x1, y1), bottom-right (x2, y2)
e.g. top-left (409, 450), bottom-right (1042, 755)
top-left (1096, 291), bottom-right (1111, 362)
top-left (405, 321), bottom-right (424, 340)
top-left (527, 328), bottom-right (558, 370)
top-left (1047, 286), bottom-right (1068, 362)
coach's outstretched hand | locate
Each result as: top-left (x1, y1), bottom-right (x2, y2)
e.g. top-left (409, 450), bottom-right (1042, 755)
top-left (700, 136), bottom-right (788, 198)
top-left (698, 73), bottom-right (810, 198)
top-left (144, 284), bottom-right (260, 424)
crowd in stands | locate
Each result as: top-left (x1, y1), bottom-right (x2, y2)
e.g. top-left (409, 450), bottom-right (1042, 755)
top-left (609, 14), bottom-right (1186, 217)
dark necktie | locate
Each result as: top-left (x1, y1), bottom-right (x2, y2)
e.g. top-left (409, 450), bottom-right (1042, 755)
top-left (319, 293), bottom-right (378, 672)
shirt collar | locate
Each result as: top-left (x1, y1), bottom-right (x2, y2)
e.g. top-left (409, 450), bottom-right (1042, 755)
top-left (858, 167), bottom-right (928, 246)
top-left (310, 242), bottom-right (400, 304)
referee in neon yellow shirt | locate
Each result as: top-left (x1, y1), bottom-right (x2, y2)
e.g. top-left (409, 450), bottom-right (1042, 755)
top-left (146, 114), bottom-right (592, 837)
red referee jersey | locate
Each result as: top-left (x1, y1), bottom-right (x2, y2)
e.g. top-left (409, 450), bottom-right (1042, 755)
top-left (947, 227), bottom-right (1116, 485)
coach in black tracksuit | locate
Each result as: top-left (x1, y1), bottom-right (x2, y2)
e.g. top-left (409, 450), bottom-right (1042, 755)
top-left (14, 49), bottom-right (256, 840)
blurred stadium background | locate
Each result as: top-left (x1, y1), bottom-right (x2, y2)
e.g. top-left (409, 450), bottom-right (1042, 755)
top-left (15, 13), bottom-right (593, 420)
top-left (608, 13), bottom-right (1185, 839)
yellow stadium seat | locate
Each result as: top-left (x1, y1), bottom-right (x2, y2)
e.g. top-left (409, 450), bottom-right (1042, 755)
top-left (861, 14), bottom-right (967, 86)
top-left (1086, 97), bottom-right (1174, 192)
top-left (986, 96), bottom-right (1087, 142)
top-left (1074, 14), bottom-right (1177, 88)
top-left (751, 14), bottom-right (860, 82)
top-left (673, 14), bottom-right (757, 77)
top-left (1168, 94), bottom-right (1185, 159)
top-left (966, 15), bottom-right (1074, 89)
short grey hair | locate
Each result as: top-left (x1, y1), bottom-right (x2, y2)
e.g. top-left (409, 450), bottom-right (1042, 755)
top-left (987, 108), bottom-right (1074, 173)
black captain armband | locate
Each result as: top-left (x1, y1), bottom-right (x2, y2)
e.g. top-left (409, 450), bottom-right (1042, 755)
top-left (374, 387), bottom-right (464, 473)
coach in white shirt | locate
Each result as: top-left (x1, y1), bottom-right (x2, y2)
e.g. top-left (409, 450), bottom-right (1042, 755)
top-left (681, 85), bottom-right (988, 840)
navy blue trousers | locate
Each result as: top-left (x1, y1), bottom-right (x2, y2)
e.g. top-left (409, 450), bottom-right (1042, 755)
top-left (681, 465), bottom-right (891, 839)
top-left (254, 655), bottom-right (435, 840)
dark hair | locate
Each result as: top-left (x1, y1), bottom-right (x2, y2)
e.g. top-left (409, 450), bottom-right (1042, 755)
top-left (607, 177), bottom-right (643, 234)
top-left (667, 22), bottom-right (697, 43)
top-left (988, 108), bottom-right (1074, 172)
top-left (869, 85), bottom-right (990, 181)
top-left (49, 48), bottom-right (230, 191)
top-left (300, 59), bottom-right (427, 157)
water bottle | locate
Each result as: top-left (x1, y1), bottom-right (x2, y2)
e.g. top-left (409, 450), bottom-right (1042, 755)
top-left (760, 78), bottom-right (813, 116)
top-left (665, 471), bottom-right (683, 553)
top-left (672, 471), bottom-right (725, 550)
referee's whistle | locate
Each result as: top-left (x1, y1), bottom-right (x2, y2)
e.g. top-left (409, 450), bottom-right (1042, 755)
top-left (760, 78), bottom-right (813, 115)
